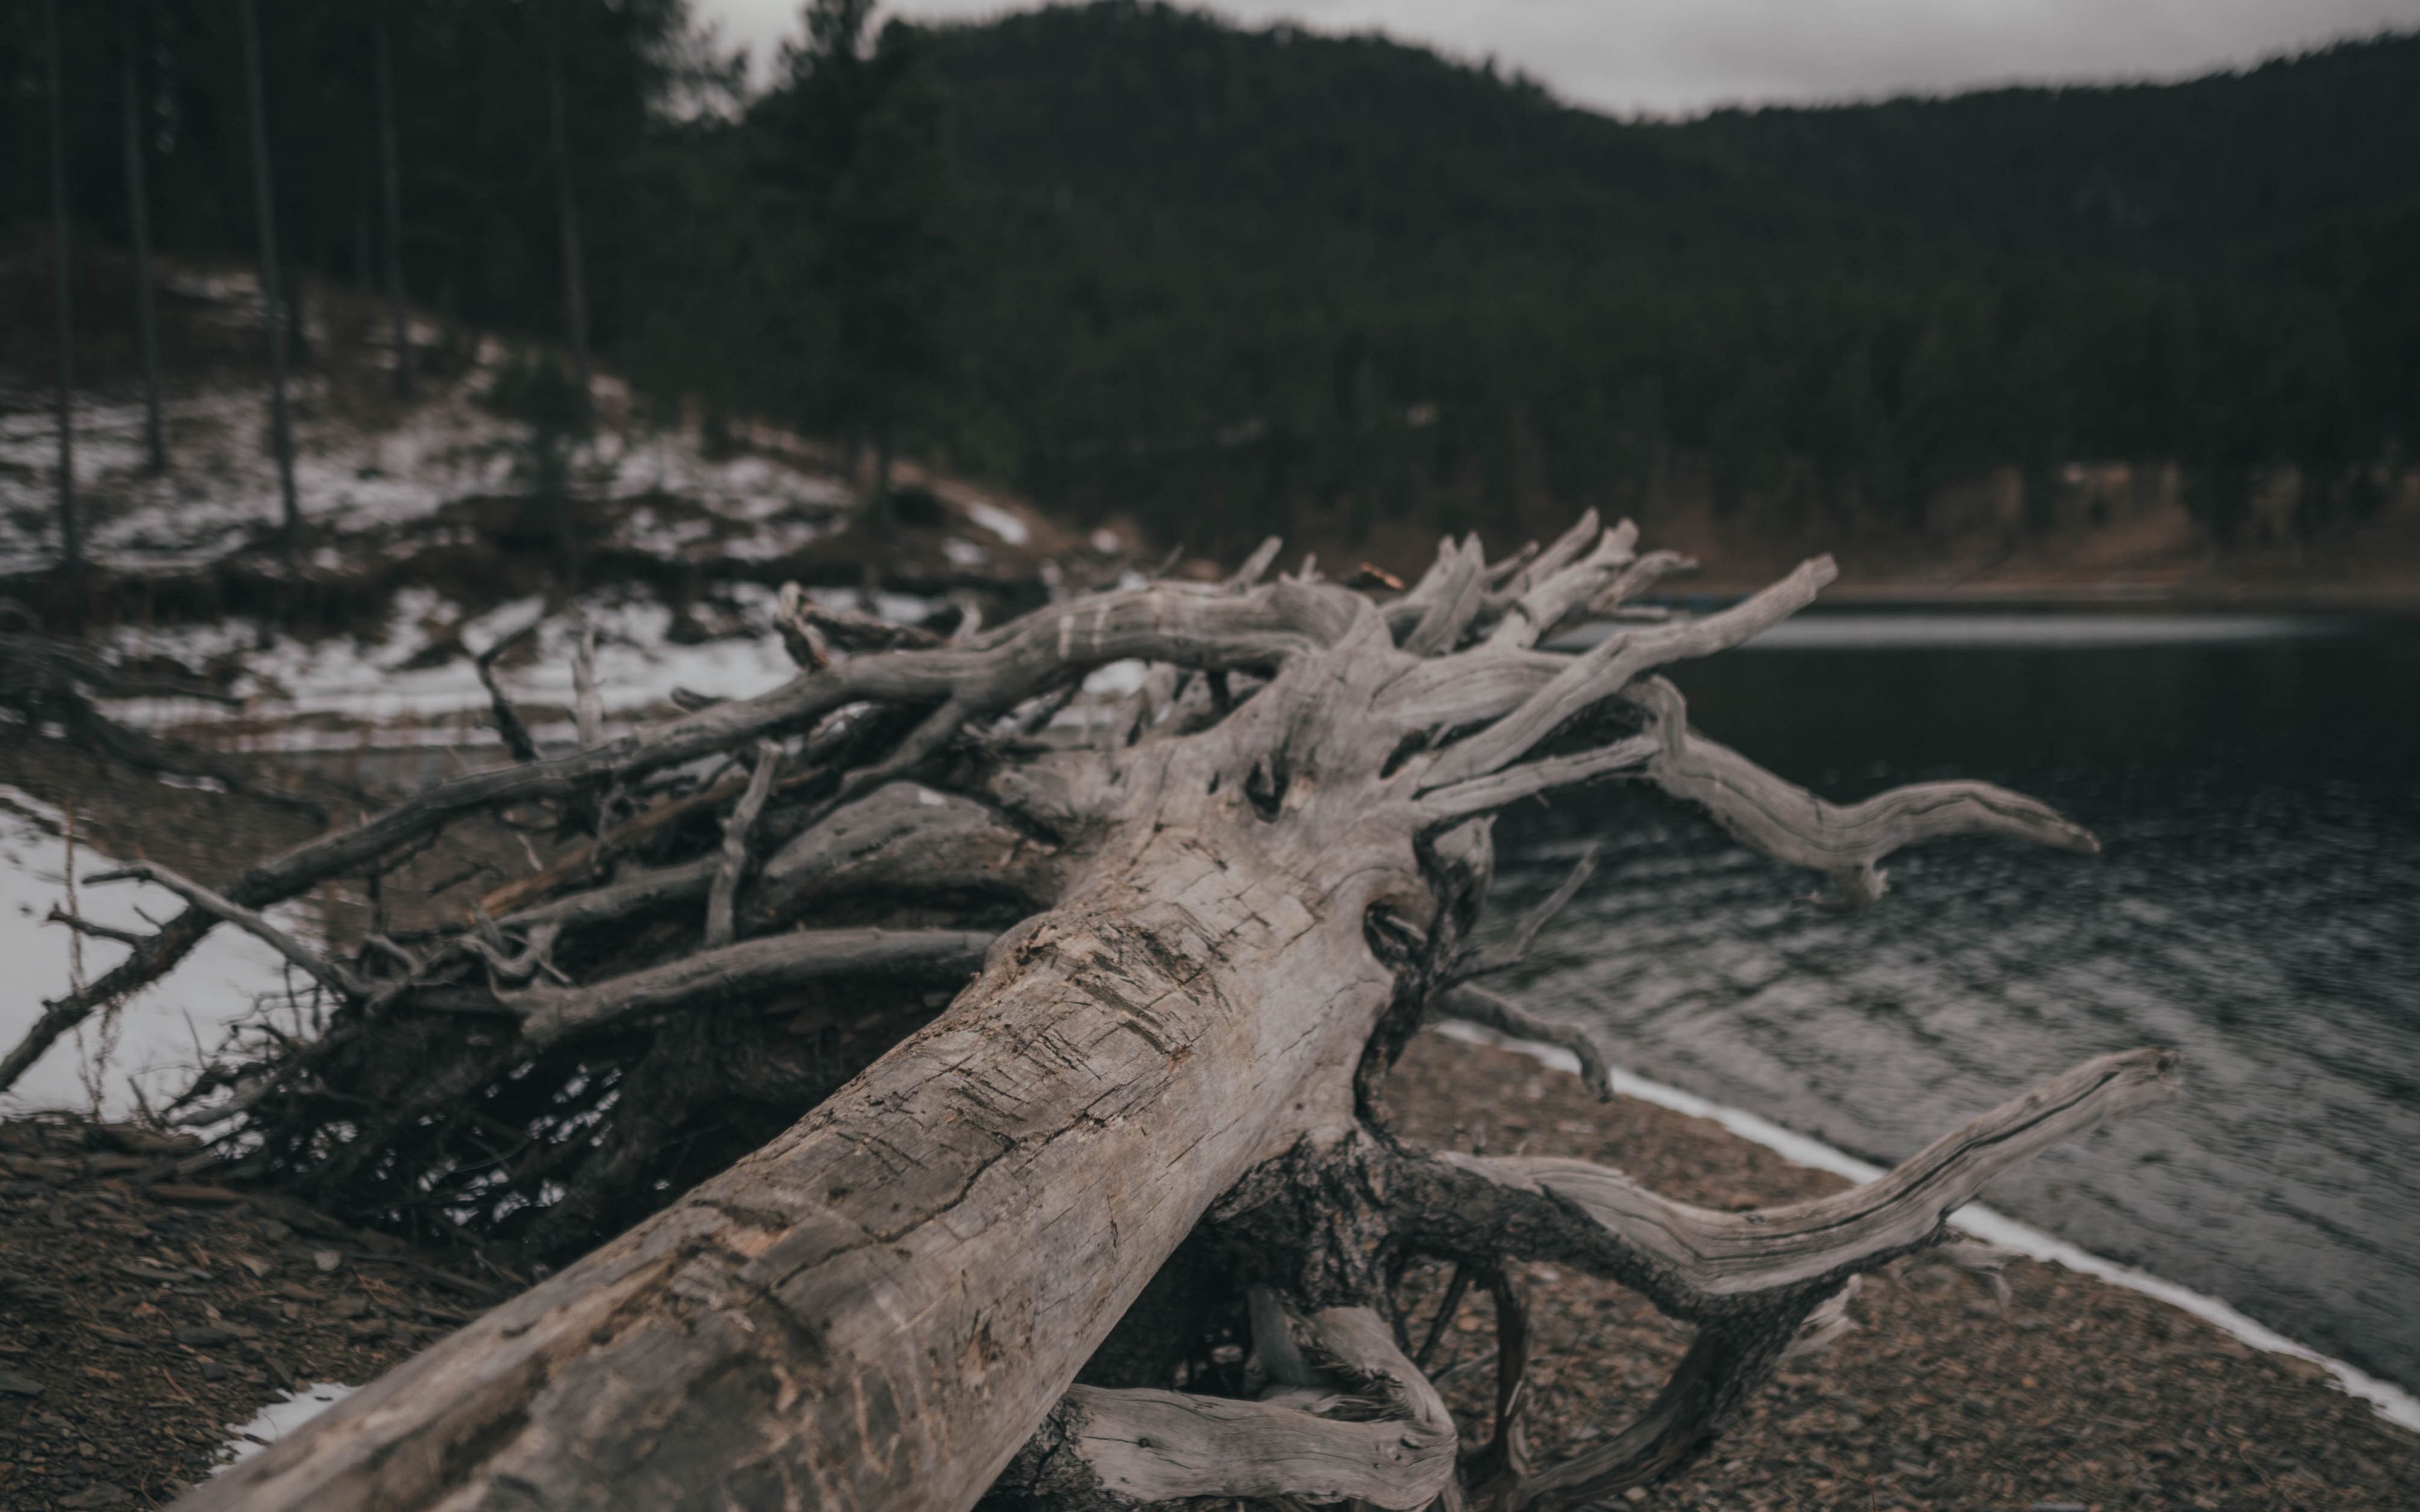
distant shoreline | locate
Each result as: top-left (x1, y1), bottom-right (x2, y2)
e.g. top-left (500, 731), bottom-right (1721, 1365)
top-left (1666, 580), bottom-right (2420, 616)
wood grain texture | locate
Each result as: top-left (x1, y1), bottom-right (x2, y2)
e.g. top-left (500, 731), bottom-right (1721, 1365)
top-left (147, 525), bottom-right (2154, 1512)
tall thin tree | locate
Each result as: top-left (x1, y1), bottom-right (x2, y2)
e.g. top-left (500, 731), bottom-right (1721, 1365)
top-left (43, 0), bottom-right (80, 572)
top-left (543, 6), bottom-right (592, 403)
top-left (121, 13), bottom-right (168, 473)
top-left (238, 0), bottom-right (302, 549)
top-left (372, 0), bottom-right (413, 398)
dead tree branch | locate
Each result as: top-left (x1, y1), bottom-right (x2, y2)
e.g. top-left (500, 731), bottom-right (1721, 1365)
top-left (703, 740), bottom-right (781, 948)
top-left (52, 520), bottom-right (2150, 1512)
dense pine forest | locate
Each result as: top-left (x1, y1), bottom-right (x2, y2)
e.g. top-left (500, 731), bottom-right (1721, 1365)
top-left (6, 0), bottom-right (2417, 573)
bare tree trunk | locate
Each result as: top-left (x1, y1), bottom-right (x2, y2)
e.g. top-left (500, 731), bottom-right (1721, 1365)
top-left (238, 0), bottom-right (302, 553)
top-left (43, 520), bottom-right (2164, 1512)
top-left (867, 415), bottom-right (897, 538)
top-left (544, 11), bottom-right (592, 404)
top-left (120, 28), bottom-right (168, 474)
top-left (372, 0), bottom-right (413, 398)
top-left (43, 0), bottom-right (79, 572)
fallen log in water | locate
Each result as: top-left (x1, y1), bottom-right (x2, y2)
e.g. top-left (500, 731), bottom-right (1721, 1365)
top-left (0, 517), bottom-right (2167, 1511)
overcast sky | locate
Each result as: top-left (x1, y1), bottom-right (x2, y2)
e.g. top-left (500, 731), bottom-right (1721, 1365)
top-left (694, 0), bottom-right (2420, 115)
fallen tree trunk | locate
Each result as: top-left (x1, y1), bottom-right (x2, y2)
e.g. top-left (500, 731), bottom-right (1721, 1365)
top-left (7, 518), bottom-right (2166, 1511)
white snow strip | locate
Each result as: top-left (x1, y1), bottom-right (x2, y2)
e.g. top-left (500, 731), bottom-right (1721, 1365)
top-left (1080, 659), bottom-right (1151, 697)
top-left (97, 590), bottom-right (807, 732)
top-left (960, 496), bottom-right (1031, 546)
top-left (0, 367), bottom-right (856, 576)
top-left (0, 783), bottom-right (69, 829)
top-left (1432, 1020), bottom-right (2420, 1434)
top-left (216, 1383), bottom-right (358, 1470)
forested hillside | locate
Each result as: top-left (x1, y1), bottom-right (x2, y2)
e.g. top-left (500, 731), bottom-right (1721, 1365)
top-left (8, 1), bottom-right (2417, 585)
top-left (917, 6), bottom-right (2420, 573)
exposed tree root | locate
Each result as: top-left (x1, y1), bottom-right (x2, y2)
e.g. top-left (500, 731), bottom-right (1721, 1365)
top-left (0, 524), bottom-right (2170, 1512)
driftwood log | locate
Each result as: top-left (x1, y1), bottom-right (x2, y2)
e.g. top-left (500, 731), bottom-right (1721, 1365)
top-left (0, 517), bottom-right (2175, 1511)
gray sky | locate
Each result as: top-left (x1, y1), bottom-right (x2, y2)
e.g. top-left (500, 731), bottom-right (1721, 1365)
top-left (694, 0), bottom-right (2420, 115)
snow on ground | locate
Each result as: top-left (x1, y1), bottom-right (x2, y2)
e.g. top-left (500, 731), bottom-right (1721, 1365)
top-left (0, 372), bottom-right (855, 575)
top-left (959, 495), bottom-right (1030, 547)
top-left (5, 261), bottom-right (1090, 763)
top-left (1, 265), bottom-right (858, 575)
top-left (216, 1383), bottom-right (358, 1472)
top-left (0, 785), bottom-right (318, 1122)
top-left (93, 581), bottom-right (950, 748)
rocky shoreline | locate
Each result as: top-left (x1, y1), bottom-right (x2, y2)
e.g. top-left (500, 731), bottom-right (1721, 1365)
top-left (4, 1032), bottom-right (2411, 1511)
top-left (1385, 1033), bottom-right (2420, 1510)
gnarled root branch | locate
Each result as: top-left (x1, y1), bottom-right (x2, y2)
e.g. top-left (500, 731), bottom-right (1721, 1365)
top-left (84, 861), bottom-right (365, 999)
top-left (1000, 1298), bottom-right (1456, 1511)
top-left (1363, 1048), bottom-right (2177, 1504)
top-left (1429, 985), bottom-right (1621, 1101)
top-left (1408, 1048), bottom-right (2176, 1315)
top-left (1625, 676), bottom-right (2098, 908)
top-left (503, 927), bottom-right (996, 1048)
top-left (746, 780), bottom-right (1072, 929)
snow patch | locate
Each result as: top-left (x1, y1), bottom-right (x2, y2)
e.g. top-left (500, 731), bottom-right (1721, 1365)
top-left (0, 374), bottom-right (855, 576)
top-left (96, 587), bottom-right (810, 735)
top-left (1080, 660), bottom-right (1150, 697)
top-left (216, 1383), bottom-right (358, 1470)
top-left (0, 785), bottom-right (320, 1121)
top-left (960, 496), bottom-right (1031, 546)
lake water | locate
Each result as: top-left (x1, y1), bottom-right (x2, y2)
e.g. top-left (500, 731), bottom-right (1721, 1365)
top-left (30, 605), bottom-right (2412, 1394)
top-left (1499, 612), bottom-right (2420, 1393)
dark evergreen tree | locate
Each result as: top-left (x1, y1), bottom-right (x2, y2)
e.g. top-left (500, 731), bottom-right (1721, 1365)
top-left (42, 0), bottom-right (79, 571)
top-left (4, 2), bottom-right (2415, 567)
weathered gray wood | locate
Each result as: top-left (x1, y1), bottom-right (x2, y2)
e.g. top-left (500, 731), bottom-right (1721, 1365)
top-left (1625, 676), bottom-right (2099, 907)
top-left (1226, 534), bottom-right (1284, 590)
top-left (1420, 735), bottom-right (1661, 820)
top-left (1458, 845), bottom-right (1598, 979)
top-left (0, 583), bottom-right (1334, 1093)
top-left (83, 861), bottom-right (363, 999)
top-left (1431, 985), bottom-right (1620, 1100)
top-left (1419, 557), bottom-right (1835, 789)
top-left (505, 927), bottom-right (997, 1048)
top-left (1004, 1302), bottom-right (1456, 1509)
top-left (1263, 1048), bottom-right (2177, 1508)
top-left (1499, 510), bottom-right (1604, 604)
top-left (499, 854), bottom-right (720, 932)
top-left (704, 740), bottom-right (782, 948)
top-left (1588, 549), bottom-right (1695, 616)
top-left (1402, 536), bottom-right (1489, 656)
top-left (473, 617), bottom-right (543, 764)
top-left (156, 527), bottom-right (2156, 1512)
top-left (1410, 1048), bottom-right (2177, 1313)
top-left (1484, 516), bottom-right (1635, 648)
top-left (750, 781), bottom-right (1072, 927)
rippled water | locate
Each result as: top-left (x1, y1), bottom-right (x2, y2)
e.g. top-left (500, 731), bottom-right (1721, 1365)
top-left (1497, 613), bottom-right (2420, 1391)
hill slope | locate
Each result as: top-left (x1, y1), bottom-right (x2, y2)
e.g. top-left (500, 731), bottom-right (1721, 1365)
top-left (914, 4), bottom-right (2420, 589)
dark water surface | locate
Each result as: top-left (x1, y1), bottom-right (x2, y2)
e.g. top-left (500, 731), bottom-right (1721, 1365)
top-left (1497, 613), bottom-right (2420, 1390)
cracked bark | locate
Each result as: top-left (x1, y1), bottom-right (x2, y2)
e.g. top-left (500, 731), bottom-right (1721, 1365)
top-left (125, 524), bottom-right (2169, 1512)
